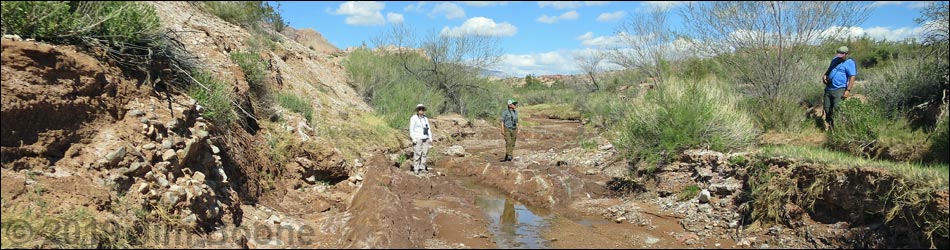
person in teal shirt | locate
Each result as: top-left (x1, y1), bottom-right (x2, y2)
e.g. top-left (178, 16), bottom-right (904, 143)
top-left (821, 46), bottom-right (857, 130)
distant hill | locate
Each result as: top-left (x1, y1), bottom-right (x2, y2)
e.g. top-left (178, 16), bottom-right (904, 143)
top-left (479, 69), bottom-right (513, 79)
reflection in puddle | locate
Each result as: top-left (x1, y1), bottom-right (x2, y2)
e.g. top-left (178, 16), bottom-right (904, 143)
top-left (577, 218), bottom-right (610, 227)
top-left (459, 179), bottom-right (551, 249)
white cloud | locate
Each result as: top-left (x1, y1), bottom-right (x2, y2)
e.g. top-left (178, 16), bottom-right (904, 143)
top-left (387, 12), bottom-right (404, 24)
top-left (537, 10), bottom-right (579, 24)
top-left (584, 1), bottom-right (610, 6)
top-left (496, 49), bottom-right (621, 76)
top-left (538, 1), bottom-right (580, 9)
top-left (440, 17), bottom-right (518, 37)
top-left (498, 52), bottom-right (572, 76)
top-left (577, 32), bottom-right (594, 41)
top-left (870, 1), bottom-right (904, 7)
top-left (907, 1), bottom-right (936, 8)
top-left (821, 25), bottom-right (927, 42)
top-left (404, 1), bottom-right (426, 12)
top-left (459, 1), bottom-right (510, 7)
top-left (714, 25), bottom-right (927, 48)
top-left (334, 1), bottom-right (386, 26)
top-left (576, 32), bottom-right (625, 47)
top-left (537, 1), bottom-right (609, 9)
top-left (596, 11), bottom-right (625, 22)
top-left (430, 2), bottom-right (466, 20)
top-left (870, 1), bottom-right (936, 9)
top-left (641, 1), bottom-right (691, 11)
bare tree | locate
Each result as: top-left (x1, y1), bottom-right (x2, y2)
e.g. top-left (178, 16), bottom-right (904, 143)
top-left (917, 1), bottom-right (949, 53)
top-left (373, 24), bottom-right (503, 115)
top-left (679, 1), bottom-right (871, 100)
top-left (608, 6), bottom-right (674, 86)
top-left (916, 1), bottom-right (949, 73)
top-left (574, 50), bottom-right (605, 91)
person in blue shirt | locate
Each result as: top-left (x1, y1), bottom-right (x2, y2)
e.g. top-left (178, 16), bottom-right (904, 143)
top-left (821, 46), bottom-right (857, 130)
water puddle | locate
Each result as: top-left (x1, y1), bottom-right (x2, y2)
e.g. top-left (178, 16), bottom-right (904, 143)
top-left (456, 178), bottom-right (553, 249)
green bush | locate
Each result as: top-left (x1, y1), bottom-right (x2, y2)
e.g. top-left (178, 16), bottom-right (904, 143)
top-left (275, 92), bottom-right (313, 122)
top-left (575, 92), bottom-right (628, 130)
top-left (678, 57), bottom-right (720, 82)
top-left (826, 100), bottom-right (931, 162)
top-left (1, 1), bottom-right (77, 39)
top-left (517, 87), bottom-right (581, 106)
top-left (460, 77), bottom-right (513, 120)
top-left (343, 47), bottom-right (438, 128)
top-left (1, 1), bottom-right (159, 44)
top-left (189, 71), bottom-right (236, 124)
top-left (740, 55), bottom-right (825, 132)
top-left (618, 78), bottom-right (758, 167)
top-left (743, 96), bottom-right (814, 132)
top-left (343, 47), bottom-right (512, 128)
top-left (230, 52), bottom-right (268, 93)
top-left (246, 32), bottom-right (277, 52)
top-left (204, 1), bottom-right (285, 31)
top-left (677, 185), bottom-right (701, 202)
top-left (929, 111), bottom-right (949, 164)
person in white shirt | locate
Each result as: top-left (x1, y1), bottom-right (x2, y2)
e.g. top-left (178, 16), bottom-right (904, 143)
top-left (409, 104), bottom-right (433, 174)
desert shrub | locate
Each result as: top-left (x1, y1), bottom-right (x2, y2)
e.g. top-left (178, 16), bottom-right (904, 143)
top-left (246, 31), bottom-right (278, 52)
top-left (188, 71), bottom-right (236, 125)
top-left (1, 1), bottom-right (159, 44)
top-left (275, 92), bottom-right (313, 122)
top-left (204, 1), bottom-right (285, 31)
top-left (522, 74), bottom-right (545, 89)
top-left (677, 185), bottom-right (701, 202)
top-left (618, 78), bottom-right (759, 167)
top-left (575, 92), bottom-right (628, 130)
top-left (1, 1), bottom-right (79, 39)
top-left (230, 51), bottom-right (275, 119)
top-left (825, 100), bottom-right (931, 162)
top-left (230, 52), bottom-right (268, 92)
top-left (741, 55), bottom-right (826, 132)
top-left (343, 47), bottom-right (443, 128)
top-left (343, 47), bottom-right (512, 128)
top-left (678, 57), bottom-right (720, 82)
top-left (460, 77), bottom-right (514, 120)
top-left (517, 87), bottom-right (582, 106)
top-left (928, 111), bottom-right (949, 164)
top-left (864, 58), bottom-right (941, 108)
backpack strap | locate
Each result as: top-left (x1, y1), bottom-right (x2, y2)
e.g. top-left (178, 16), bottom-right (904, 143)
top-left (824, 57), bottom-right (848, 79)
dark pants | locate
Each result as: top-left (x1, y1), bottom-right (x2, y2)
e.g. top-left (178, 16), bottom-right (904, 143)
top-left (504, 128), bottom-right (517, 157)
top-left (823, 88), bottom-right (846, 129)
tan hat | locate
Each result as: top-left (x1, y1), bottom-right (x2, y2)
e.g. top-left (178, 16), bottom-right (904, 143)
top-left (837, 46), bottom-right (849, 53)
top-left (416, 104), bottom-right (426, 111)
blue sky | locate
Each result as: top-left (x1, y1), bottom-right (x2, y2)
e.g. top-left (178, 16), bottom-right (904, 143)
top-left (276, 1), bottom-right (937, 76)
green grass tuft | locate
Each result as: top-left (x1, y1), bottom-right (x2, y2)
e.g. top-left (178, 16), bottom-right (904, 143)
top-left (188, 71), bottom-right (236, 125)
top-left (275, 92), bottom-right (313, 122)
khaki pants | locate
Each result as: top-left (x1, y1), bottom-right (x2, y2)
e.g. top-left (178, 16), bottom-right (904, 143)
top-left (412, 139), bottom-right (431, 172)
top-left (504, 128), bottom-right (517, 157)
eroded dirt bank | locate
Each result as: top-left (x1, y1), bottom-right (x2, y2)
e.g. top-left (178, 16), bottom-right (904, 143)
top-left (2, 5), bottom-right (945, 246)
top-left (425, 113), bottom-right (948, 249)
